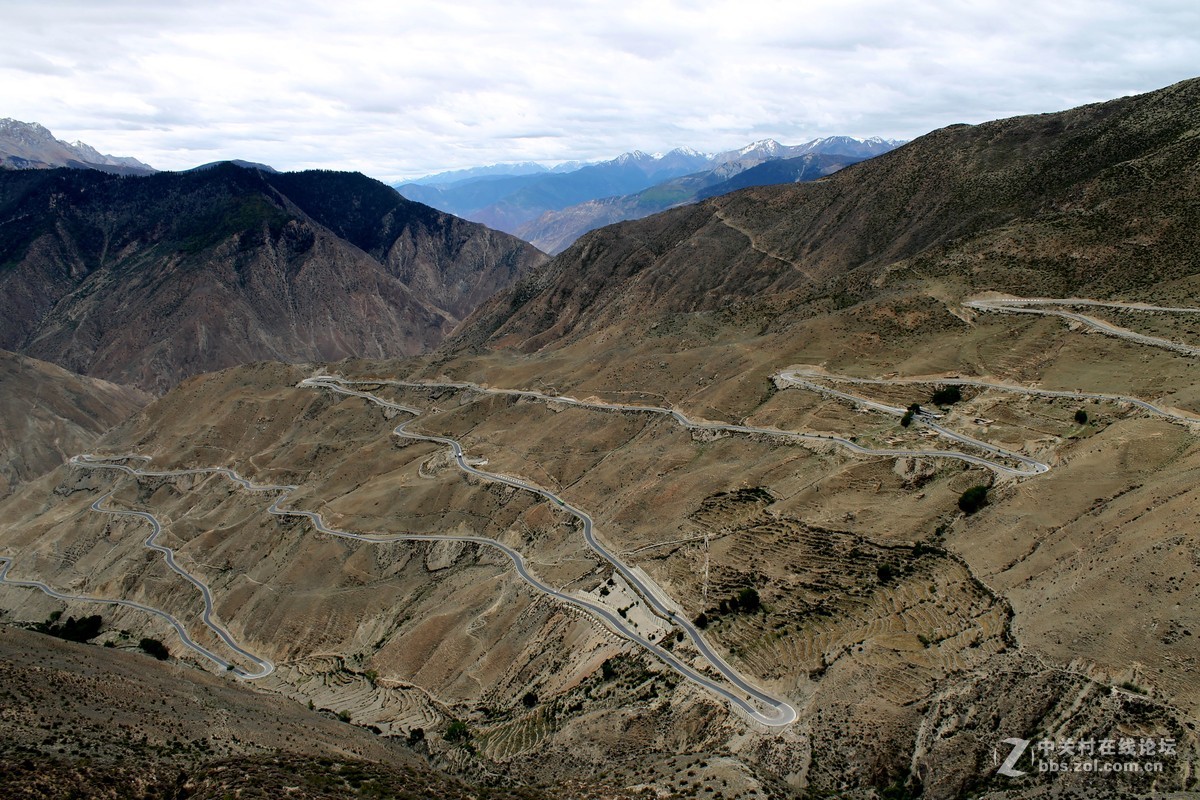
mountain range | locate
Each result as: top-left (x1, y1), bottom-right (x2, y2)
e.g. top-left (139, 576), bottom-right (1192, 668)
top-left (396, 136), bottom-right (903, 251)
top-left (516, 150), bottom-right (871, 254)
top-left (0, 118), bottom-right (155, 174)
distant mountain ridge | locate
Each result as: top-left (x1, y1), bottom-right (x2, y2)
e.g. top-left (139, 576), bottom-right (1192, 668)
top-left (188, 159), bottom-right (279, 173)
top-left (516, 151), bottom-right (868, 254)
top-left (395, 137), bottom-right (904, 249)
top-left (0, 118), bottom-right (155, 174)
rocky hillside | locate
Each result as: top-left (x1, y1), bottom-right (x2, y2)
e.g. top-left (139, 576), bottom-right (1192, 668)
top-left (0, 164), bottom-right (546, 392)
top-left (451, 77), bottom-right (1200, 354)
top-left (0, 626), bottom-right (555, 800)
top-left (0, 350), bottom-right (148, 498)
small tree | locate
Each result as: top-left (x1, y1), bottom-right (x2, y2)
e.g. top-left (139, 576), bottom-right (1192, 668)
top-left (693, 612), bottom-right (709, 629)
top-left (521, 691), bottom-right (538, 708)
top-left (958, 485), bottom-right (989, 515)
top-left (1074, 409), bottom-right (1088, 424)
top-left (900, 410), bottom-right (915, 427)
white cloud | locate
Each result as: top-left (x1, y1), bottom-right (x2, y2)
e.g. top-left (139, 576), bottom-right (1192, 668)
top-left (3, 0), bottom-right (1198, 180)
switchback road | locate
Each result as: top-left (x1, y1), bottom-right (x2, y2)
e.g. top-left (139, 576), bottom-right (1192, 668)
top-left (299, 376), bottom-right (797, 726)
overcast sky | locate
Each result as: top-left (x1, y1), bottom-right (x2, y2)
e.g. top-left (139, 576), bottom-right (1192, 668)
top-left (5, 0), bottom-right (1199, 181)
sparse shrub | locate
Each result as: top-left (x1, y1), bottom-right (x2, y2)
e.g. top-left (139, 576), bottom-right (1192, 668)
top-left (958, 485), bottom-right (989, 515)
top-left (337, 710), bottom-right (352, 723)
top-left (406, 727), bottom-right (425, 746)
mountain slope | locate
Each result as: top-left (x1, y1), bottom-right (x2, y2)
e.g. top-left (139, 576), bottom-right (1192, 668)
top-left (0, 626), bottom-right (553, 800)
top-left (0, 350), bottom-right (148, 498)
top-left (0, 164), bottom-right (546, 392)
top-left (450, 77), bottom-right (1200, 355)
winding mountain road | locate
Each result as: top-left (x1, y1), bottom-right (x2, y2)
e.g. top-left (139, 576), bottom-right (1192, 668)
top-left (326, 376), bottom-right (1044, 476)
top-left (4, 294), bottom-right (1195, 727)
top-left (299, 376), bottom-right (797, 726)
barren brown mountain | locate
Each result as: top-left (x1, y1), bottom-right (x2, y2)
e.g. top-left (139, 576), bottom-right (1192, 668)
top-left (3, 79), bottom-right (1200, 800)
top-left (0, 349), bottom-right (148, 498)
top-left (0, 164), bottom-right (546, 393)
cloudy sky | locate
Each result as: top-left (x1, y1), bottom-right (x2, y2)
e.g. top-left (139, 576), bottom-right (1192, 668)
top-left (5, 0), bottom-right (1199, 181)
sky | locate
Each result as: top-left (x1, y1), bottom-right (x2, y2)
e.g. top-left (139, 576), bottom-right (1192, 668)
top-left (5, 0), bottom-right (1199, 182)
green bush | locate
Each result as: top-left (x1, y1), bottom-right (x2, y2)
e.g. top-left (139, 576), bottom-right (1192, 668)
top-left (37, 613), bottom-right (103, 643)
top-left (443, 720), bottom-right (471, 743)
top-left (1074, 409), bottom-right (1088, 424)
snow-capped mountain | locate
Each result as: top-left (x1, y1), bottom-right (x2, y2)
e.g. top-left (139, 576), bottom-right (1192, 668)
top-left (0, 118), bottom-right (154, 173)
top-left (395, 136), bottom-right (905, 241)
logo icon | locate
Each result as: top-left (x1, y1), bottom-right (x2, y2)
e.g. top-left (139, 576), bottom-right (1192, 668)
top-left (997, 738), bottom-right (1031, 777)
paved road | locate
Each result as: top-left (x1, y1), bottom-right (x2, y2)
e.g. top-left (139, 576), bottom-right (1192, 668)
top-left (773, 372), bottom-right (1050, 476)
top-left (965, 297), bottom-right (1200, 357)
top-left (0, 524), bottom-right (270, 678)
